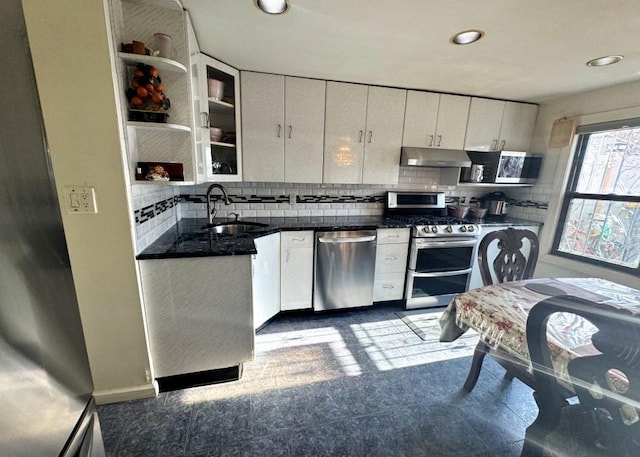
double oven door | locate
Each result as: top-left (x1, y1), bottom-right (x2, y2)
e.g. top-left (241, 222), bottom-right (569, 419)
top-left (405, 236), bottom-right (478, 309)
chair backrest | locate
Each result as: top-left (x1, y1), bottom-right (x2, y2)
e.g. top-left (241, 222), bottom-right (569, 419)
top-left (526, 295), bottom-right (640, 456)
top-left (478, 227), bottom-right (539, 286)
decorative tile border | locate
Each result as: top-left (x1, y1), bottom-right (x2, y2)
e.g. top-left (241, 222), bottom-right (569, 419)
top-left (445, 196), bottom-right (548, 210)
top-left (134, 196), bottom-right (179, 225)
top-left (296, 195), bottom-right (384, 204)
top-left (134, 193), bottom-right (548, 227)
top-left (180, 193), bottom-right (384, 204)
top-left (510, 200), bottom-right (549, 210)
top-left (180, 194), bottom-right (291, 204)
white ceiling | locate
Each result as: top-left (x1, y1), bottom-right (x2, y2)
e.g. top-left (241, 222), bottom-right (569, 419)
top-left (182, 0), bottom-right (640, 103)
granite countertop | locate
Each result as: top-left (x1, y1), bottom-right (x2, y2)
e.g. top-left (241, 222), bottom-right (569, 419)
top-left (473, 215), bottom-right (544, 226)
top-left (136, 215), bottom-right (542, 260)
top-left (136, 216), bottom-right (410, 260)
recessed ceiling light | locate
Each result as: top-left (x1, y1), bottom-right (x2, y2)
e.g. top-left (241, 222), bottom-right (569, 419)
top-left (450, 30), bottom-right (484, 45)
top-left (586, 55), bottom-right (623, 67)
top-left (255, 0), bottom-right (289, 14)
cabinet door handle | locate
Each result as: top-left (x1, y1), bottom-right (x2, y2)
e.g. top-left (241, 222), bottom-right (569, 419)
top-left (368, 130), bottom-right (373, 143)
top-left (385, 256), bottom-right (398, 261)
top-left (277, 124), bottom-right (282, 138)
top-left (491, 139), bottom-right (498, 151)
top-left (358, 130), bottom-right (363, 143)
top-left (499, 139), bottom-right (506, 150)
top-left (201, 112), bottom-right (209, 128)
top-left (436, 135), bottom-right (442, 147)
top-left (292, 237), bottom-right (305, 242)
top-left (382, 284), bottom-right (394, 289)
top-left (428, 134), bottom-right (434, 147)
top-left (288, 125), bottom-right (293, 139)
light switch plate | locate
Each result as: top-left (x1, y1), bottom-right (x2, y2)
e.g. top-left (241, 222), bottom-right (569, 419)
top-left (63, 185), bottom-right (97, 213)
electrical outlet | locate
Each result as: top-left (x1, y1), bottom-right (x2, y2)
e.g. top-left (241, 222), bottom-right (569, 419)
top-left (63, 185), bottom-right (97, 213)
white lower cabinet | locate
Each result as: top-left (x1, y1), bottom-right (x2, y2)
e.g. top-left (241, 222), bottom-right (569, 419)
top-left (373, 228), bottom-right (410, 301)
top-left (280, 231), bottom-right (314, 311)
top-left (468, 224), bottom-right (541, 290)
top-left (252, 233), bottom-right (281, 330)
top-left (139, 256), bottom-right (254, 378)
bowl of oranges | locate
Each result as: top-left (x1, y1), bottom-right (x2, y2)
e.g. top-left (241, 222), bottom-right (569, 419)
top-left (126, 64), bottom-right (171, 123)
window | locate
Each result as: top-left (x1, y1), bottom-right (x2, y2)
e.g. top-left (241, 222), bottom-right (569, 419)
top-left (553, 119), bottom-right (640, 273)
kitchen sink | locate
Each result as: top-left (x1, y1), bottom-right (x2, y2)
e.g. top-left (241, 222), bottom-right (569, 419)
top-left (201, 221), bottom-right (269, 235)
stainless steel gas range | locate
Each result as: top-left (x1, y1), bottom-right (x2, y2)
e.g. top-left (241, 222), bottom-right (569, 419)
top-left (385, 191), bottom-right (481, 309)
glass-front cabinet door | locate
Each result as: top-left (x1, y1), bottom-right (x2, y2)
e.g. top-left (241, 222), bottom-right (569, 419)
top-left (191, 52), bottom-right (242, 182)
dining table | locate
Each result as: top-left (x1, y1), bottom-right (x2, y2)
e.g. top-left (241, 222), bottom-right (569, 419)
top-left (439, 277), bottom-right (640, 388)
top-left (439, 277), bottom-right (640, 456)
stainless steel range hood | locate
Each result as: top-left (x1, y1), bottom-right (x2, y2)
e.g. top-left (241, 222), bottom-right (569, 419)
top-left (400, 147), bottom-right (471, 168)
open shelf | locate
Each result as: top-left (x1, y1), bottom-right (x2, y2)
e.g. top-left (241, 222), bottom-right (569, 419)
top-left (211, 141), bottom-right (235, 148)
top-left (208, 98), bottom-right (234, 113)
top-left (128, 121), bottom-right (191, 132)
top-left (119, 52), bottom-right (187, 73)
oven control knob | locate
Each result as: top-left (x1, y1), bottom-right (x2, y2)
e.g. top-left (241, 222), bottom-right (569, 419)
top-left (467, 225), bottom-right (475, 232)
top-left (431, 226), bottom-right (438, 233)
top-left (459, 225), bottom-right (467, 232)
top-left (445, 225), bottom-right (453, 233)
top-left (422, 226), bottom-right (430, 234)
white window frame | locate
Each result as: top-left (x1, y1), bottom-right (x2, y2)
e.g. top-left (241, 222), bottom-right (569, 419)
top-left (536, 106), bottom-right (640, 287)
top-left (551, 119), bottom-right (640, 273)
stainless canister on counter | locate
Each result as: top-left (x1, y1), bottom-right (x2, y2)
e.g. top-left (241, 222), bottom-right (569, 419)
top-left (481, 191), bottom-right (510, 215)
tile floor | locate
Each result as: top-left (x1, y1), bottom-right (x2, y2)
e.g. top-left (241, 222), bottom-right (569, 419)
top-left (98, 303), bottom-right (538, 456)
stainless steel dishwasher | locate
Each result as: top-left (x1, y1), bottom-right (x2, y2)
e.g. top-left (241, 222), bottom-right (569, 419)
top-left (314, 230), bottom-right (377, 311)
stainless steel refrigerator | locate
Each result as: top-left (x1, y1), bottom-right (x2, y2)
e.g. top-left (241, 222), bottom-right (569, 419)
top-left (0, 0), bottom-right (105, 455)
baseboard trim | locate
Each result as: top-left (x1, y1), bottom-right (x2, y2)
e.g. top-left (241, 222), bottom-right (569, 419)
top-left (93, 381), bottom-right (158, 405)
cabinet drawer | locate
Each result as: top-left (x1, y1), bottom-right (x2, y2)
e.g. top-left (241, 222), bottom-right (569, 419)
top-left (280, 230), bottom-right (314, 248)
top-left (377, 228), bottom-right (410, 244)
top-left (373, 273), bottom-right (405, 301)
top-left (375, 243), bottom-right (409, 274)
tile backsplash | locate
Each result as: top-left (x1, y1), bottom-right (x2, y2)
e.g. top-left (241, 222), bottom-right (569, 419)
top-left (130, 166), bottom-right (552, 251)
top-left (131, 184), bottom-right (179, 251)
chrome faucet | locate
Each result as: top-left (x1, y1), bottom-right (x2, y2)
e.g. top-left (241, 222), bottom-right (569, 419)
top-left (205, 183), bottom-right (231, 225)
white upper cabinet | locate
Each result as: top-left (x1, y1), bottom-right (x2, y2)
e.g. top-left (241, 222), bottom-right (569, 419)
top-left (241, 72), bottom-right (285, 182)
top-left (362, 86), bottom-right (407, 184)
top-left (241, 72), bottom-right (325, 183)
top-left (464, 98), bottom-right (505, 151)
top-left (324, 82), bottom-right (406, 185)
top-left (323, 82), bottom-right (368, 184)
top-left (499, 101), bottom-right (539, 151)
top-left (284, 77), bottom-right (326, 183)
top-left (402, 91), bottom-right (470, 150)
top-left (193, 53), bottom-right (242, 182)
top-left (464, 97), bottom-right (538, 152)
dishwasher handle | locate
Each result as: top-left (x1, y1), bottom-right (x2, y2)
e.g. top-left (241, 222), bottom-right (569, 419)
top-left (318, 235), bottom-right (376, 244)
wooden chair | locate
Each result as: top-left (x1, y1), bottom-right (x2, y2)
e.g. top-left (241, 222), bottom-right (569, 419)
top-left (521, 295), bottom-right (640, 457)
top-left (463, 227), bottom-right (540, 391)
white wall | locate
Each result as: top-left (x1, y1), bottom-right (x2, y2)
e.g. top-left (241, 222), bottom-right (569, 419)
top-left (527, 79), bottom-right (640, 288)
top-left (22, 0), bottom-right (156, 403)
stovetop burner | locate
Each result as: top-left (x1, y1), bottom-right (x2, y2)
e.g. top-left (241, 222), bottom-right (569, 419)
top-left (389, 215), bottom-right (468, 225)
top-left (386, 213), bottom-right (481, 237)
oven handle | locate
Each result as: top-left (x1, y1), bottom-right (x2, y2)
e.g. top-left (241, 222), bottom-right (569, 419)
top-left (408, 268), bottom-right (472, 278)
top-left (413, 238), bottom-right (478, 249)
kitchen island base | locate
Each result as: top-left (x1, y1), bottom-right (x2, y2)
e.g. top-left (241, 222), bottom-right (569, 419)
top-left (139, 256), bottom-right (254, 380)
